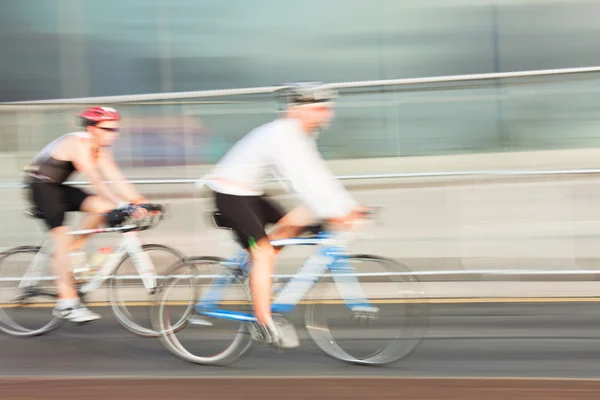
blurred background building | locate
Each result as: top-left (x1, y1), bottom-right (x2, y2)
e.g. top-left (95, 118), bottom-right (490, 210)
top-left (1, 0), bottom-right (600, 171)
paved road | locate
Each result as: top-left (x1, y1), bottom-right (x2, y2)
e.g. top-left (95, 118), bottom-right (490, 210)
top-left (4, 301), bottom-right (600, 399)
top-left (3, 302), bottom-right (600, 379)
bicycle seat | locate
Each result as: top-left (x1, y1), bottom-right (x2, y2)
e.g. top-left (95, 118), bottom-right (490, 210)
top-left (25, 206), bottom-right (45, 220)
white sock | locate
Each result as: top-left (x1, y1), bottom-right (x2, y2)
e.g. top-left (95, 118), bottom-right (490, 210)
top-left (57, 298), bottom-right (80, 310)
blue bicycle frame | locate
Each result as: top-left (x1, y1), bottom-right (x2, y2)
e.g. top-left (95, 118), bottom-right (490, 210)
top-left (194, 231), bottom-right (374, 323)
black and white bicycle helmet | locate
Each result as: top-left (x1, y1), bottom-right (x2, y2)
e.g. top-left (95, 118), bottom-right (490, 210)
top-left (276, 81), bottom-right (338, 108)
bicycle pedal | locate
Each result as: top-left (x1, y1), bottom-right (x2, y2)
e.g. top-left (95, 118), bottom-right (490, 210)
top-left (247, 317), bottom-right (299, 349)
top-left (272, 315), bottom-right (300, 349)
top-left (248, 322), bottom-right (278, 345)
top-left (248, 322), bottom-right (266, 343)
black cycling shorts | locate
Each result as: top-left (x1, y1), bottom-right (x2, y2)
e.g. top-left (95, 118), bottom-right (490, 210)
top-left (214, 191), bottom-right (286, 250)
top-left (27, 177), bottom-right (91, 229)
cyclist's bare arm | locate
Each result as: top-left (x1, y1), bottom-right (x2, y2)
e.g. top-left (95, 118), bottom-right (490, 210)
top-left (69, 138), bottom-right (124, 207)
top-left (95, 146), bottom-right (146, 203)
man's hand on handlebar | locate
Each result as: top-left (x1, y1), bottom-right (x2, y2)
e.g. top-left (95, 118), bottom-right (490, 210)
top-left (104, 202), bottom-right (165, 229)
top-left (131, 206), bottom-right (149, 219)
top-left (119, 202), bottom-right (164, 221)
top-left (127, 198), bottom-right (149, 219)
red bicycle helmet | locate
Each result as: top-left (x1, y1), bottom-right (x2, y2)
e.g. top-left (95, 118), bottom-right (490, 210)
top-left (79, 106), bottom-right (121, 127)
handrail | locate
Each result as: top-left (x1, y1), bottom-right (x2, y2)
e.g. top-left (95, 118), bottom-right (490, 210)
top-left (2, 65), bottom-right (600, 106)
top-left (2, 167), bottom-right (600, 189)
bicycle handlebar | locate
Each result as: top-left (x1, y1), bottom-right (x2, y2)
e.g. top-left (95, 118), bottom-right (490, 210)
top-left (355, 205), bottom-right (383, 219)
top-left (299, 205), bottom-right (383, 239)
top-left (325, 205), bottom-right (384, 246)
top-left (139, 203), bottom-right (165, 213)
top-left (104, 203), bottom-right (166, 230)
top-left (322, 205), bottom-right (383, 227)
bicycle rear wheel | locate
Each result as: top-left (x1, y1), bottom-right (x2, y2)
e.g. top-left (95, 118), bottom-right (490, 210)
top-left (151, 256), bottom-right (253, 365)
top-left (0, 246), bottom-right (62, 337)
top-left (305, 254), bottom-right (428, 365)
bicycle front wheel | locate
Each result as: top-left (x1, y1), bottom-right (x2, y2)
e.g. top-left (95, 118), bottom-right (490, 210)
top-left (304, 254), bottom-right (428, 365)
top-left (152, 256), bottom-right (253, 365)
top-left (0, 246), bottom-right (62, 337)
top-left (108, 244), bottom-right (185, 337)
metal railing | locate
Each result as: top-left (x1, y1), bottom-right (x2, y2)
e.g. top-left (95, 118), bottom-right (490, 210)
top-left (2, 167), bottom-right (600, 190)
top-left (0, 64), bottom-right (598, 160)
top-left (2, 65), bottom-right (600, 106)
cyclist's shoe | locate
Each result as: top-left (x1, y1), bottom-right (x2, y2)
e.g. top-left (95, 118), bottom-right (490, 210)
top-left (53, 304), bottom-right (101, 323)
top-left (249, 316), bottom-right (299, 349)
top-left (272, 316), bottom-right (300, 349)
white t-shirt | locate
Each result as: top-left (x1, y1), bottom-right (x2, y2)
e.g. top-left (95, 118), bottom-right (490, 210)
top-left (205, 118), bottom-right (358, 218)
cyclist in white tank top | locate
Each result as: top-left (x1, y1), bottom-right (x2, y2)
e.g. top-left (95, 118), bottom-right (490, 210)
top-left (24, 106), bottom-right (149, 323)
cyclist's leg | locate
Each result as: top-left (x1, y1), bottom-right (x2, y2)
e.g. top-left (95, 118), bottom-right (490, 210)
top-left (248, 237), bottom-right (277, 325)
top-left (68, 195), bottom-right (114, 252)
top-left (214, 191), bottom-right (299, 347)
top-left (244, 195), bottom-right (297, 325)
top-left (243, 197), bottom-right (302, 347)
top-left (49, 225), bottom-right (101, 323)
top-left (49, 226), bottom-right (79, 300)
top-left (267, 204), bottom-right (316, 253)
top-left (215, 192), bottom-right (273, 322)
top-left (248, 237), bottom-right (301, 347)
top-left (29, 181), bottom-right (100, 322)
top-left (28, 180), bottom-right (77, 299)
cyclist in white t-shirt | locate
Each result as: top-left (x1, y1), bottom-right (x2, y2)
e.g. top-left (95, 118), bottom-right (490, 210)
top-left (203, 82), bottom-right (370, 348)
